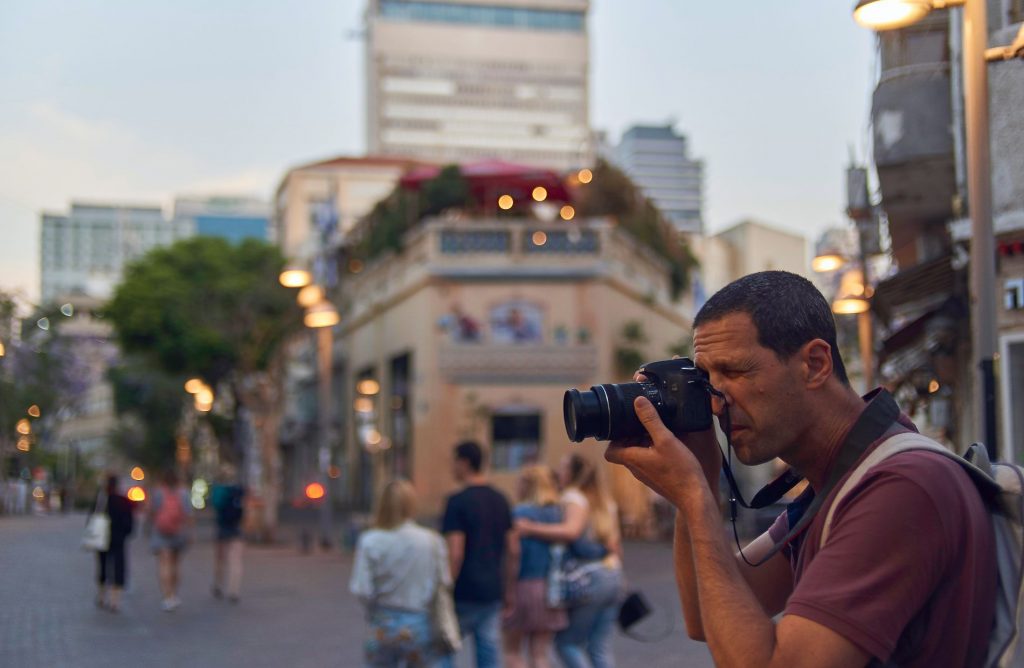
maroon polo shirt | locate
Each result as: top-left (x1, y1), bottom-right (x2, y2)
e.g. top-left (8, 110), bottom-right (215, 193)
top-left (769, 409), bottom-right (996, 666)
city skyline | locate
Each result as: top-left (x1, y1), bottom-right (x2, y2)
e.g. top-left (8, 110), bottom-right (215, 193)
top-left (0, 0), bottom-right (875, 302)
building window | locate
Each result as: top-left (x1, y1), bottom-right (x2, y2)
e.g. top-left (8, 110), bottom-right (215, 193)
top-left (388, 352), bottom-right (413, 479)
top-left (378, 1), bottom-right (584, 32)
top-left (441, 230), bottom-right (510, 253)
top-left (1003, 335), bottom-right (1024, 464)
top-left (491, 412), bottom-right (541, 470)
top-left (524, 229), bottom-right (599, 254)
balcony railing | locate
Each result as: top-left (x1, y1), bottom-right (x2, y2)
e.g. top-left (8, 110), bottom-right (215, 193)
top-left (439, 343), bottom-right (598, 384)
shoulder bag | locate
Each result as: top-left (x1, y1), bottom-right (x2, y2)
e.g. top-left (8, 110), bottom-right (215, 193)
top-left (430, 534), bottom-right (462, 654)
top-left (81, 492), bottom-right (111, 552)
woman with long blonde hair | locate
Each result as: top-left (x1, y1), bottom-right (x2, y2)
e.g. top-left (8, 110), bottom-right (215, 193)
top-left (350, 479), bottom-right (452, 667)
top-left (515, 454), bottom-right (623, 668)
top-left (503, 465), bottom-right (569, 668)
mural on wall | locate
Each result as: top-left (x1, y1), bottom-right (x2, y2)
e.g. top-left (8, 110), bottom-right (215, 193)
top-left (490, 300), bottom-right (543, 344)
top-left (438, 303), bottom-right (482, 343)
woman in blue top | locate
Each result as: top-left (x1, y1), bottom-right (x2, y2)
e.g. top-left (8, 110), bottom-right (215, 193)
top-left (516, 454), bottom-right (623, 668)
top-left (503, 464), bottom-right (568, 668)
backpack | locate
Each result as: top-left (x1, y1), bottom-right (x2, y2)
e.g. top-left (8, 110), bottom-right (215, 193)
top-left (820, 433), bottom-right (1024, 668)
top-left (154, 488), bottom-right (186, 536)
top-left (216, 486), bottom-right (244, 527)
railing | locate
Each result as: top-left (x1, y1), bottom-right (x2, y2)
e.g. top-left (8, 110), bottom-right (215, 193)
top-left (439, 343), bottom-right (598, 383)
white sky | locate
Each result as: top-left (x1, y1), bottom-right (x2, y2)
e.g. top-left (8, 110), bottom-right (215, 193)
top-left (0, 0), bottom-right (877, 303)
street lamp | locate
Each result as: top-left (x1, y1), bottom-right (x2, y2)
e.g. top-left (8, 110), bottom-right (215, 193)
top-left (304, 298), bottom-right (339, 549)
top-left (279, 265), bottom-right (312, 288)
top-left (853, 0), bottom-right (1000, 456)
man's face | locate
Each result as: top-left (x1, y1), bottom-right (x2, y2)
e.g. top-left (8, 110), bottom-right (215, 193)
top-left (693, 312), bottom-right (807, 466)
top-left (452, 456), bottom-right (468, 482)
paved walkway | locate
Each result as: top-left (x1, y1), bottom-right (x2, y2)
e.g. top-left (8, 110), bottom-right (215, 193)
top-left (0, 512), bottom-right (714, 667)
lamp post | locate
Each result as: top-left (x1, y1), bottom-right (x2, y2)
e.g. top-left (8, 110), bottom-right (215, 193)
top-left (813, 246), bottom-right (874, 391)
top-left (854, 0), bottom-right (999, 457)
top-left (282, 261), bottom-right (340, 549)
top-left (307, 305), bottom-right (338, 549)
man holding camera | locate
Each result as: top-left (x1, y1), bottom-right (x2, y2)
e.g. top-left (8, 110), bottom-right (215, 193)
top-left (605, 271), bottom-right (995, 667)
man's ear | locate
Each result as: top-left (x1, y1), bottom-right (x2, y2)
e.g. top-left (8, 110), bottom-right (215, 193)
top-left (802, 339), bottom-right (833, 389)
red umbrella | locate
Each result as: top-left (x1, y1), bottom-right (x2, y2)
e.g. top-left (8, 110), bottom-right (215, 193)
top-left (399, 159), bottom-right (572, 204)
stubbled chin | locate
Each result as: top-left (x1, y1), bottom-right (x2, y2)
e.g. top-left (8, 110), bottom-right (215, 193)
top-left (732, 438), bottom-right (771, 467)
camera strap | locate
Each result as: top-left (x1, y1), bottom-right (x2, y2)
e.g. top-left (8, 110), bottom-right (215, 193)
top-left (717, 388), bottom-right (902, 567)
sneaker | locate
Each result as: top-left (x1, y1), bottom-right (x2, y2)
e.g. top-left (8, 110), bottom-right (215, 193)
top-left (161, 597), bottom-right (181, 612)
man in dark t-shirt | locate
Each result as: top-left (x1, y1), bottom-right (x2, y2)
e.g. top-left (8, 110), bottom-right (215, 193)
top-left (442, 441), bottom-right (517, 668)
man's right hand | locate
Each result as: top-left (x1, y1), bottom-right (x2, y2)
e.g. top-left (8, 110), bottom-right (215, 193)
top-left (625, 369), bottom-right (723, 491)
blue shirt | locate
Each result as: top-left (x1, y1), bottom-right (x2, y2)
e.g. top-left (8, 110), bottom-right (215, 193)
top-left (514, 503), bottom-right (562, 579)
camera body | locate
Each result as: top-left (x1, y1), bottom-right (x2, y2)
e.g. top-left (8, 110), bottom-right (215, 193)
top-left (563, 358), bottom-right (713, 443)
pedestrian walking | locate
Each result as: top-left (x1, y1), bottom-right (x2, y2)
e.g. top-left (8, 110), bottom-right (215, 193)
top-left (441, 440), bottom-right (519, 668)
top-left (350, 479), bottom-right (453, 667)
top-left (147, 469), bottom-right (192, 612)
top-left (516, 454), bottom-right (623, 668)
top-left (503, 465), bottom-right (568, 668)
top-left (210, 463), bottom-right (245, 603)
top-left (91, 474), bottom-right (134, 613)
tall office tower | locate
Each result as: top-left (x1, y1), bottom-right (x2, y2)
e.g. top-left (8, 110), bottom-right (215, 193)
top-left (39, 203), bottom-right (188, 303)
top-left (365, 0), bottom-right (591, 171)
top-left (614, 124), bottom-right (704, 235)
top-left (172, 196), bottom-right (270, 244)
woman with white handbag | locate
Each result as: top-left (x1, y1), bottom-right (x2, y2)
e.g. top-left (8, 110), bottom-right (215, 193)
top-left (350, 479), bottom-right (457, 667)
top-left (88, 474), bottom-right (134, 613)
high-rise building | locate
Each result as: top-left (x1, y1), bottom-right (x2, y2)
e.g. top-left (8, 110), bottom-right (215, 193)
top-left (39, 203), bottom-right (188, 303)
top-left (365, 0), bottom-right (591, 171)
top-left (173, 196), bottom-right (270, 243)
top-left (613, 124), bottom-right (704, 235)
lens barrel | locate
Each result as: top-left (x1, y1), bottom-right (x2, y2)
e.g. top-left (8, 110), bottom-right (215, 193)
top-left (563, 382), bottom-right (650, 442)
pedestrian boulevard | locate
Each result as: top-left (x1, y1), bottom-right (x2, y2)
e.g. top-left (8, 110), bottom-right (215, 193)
top-left (0, 513), bottom-right (713, 667)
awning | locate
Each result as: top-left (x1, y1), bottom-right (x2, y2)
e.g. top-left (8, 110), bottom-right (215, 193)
top-left (398, 159), bottom-right (572, 203)
top-left (871, 254), bottom-right (957, 324)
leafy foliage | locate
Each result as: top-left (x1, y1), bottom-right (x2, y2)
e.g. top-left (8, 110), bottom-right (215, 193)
top-left (105, 237), bottom-right (302, 386)
top-left (103, 238), bottom-right (303, 468)
top-left (576, 159), bottom-right (698, 299)
top-left (614, 320), bottom-right (650, 380)
top-left (0, 297), bottom-right (99, 476)
top-left (350, 166), bottom-right (472, 264)
top-left (108, 360), bottom-right (182, 470)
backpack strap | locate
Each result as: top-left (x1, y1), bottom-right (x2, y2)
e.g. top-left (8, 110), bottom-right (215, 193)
top-left (819, 433), bottom-right (1001, 548)
top-left (739, 390), bottom-right (902, 566)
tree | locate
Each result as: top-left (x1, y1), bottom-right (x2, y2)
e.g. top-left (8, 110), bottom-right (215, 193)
top-left (104, 237), bottom-right (303, 538)
top-left (576, 159), bottom-right (698, 299)
top-left (0, 296), bottom-right (96, 485)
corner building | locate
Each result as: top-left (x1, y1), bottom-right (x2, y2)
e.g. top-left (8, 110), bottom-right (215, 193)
top-left (339, 214), bottom-right (690, 525)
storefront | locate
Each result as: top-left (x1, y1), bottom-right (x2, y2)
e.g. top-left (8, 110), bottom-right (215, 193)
top-left (998, 237), bottom-right (1024, 464)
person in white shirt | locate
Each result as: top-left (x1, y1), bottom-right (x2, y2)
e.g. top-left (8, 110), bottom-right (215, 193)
top-left (350, 479), bottom-right (452, 667)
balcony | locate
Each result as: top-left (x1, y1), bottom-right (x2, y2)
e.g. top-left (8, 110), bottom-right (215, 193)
top-left (343, 216), bottom-right (674, 326)
top-left (439, 343), bottom-right (598, 384)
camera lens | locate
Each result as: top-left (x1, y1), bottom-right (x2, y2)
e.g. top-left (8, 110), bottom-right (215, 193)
top-left (564, 388), bottom-right (604, 442)
top-left (563, 383), bottom-right (650, 442)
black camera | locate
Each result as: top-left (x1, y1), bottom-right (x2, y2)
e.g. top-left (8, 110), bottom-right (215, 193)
top-left (563, 358), bottom-right (713, 443)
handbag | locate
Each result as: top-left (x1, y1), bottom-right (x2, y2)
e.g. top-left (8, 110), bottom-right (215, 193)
top-left (546, 543), bottom-right (611, 609)
top-left (431, 536), bottom-right (462, 654)
top-left (617, 589), bottom-right (673, 642)
top-left (81, 492), bottom-right (111, 552)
